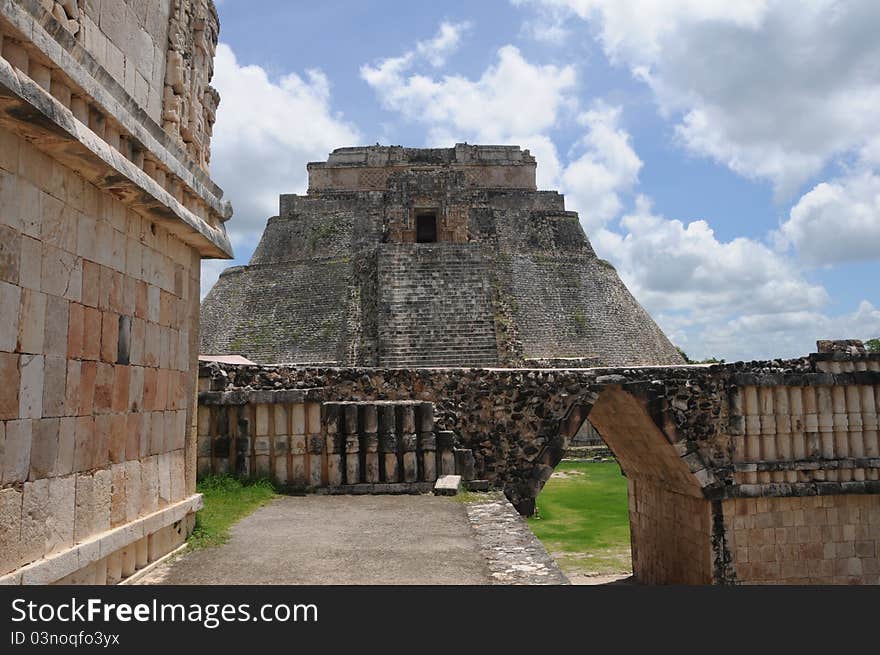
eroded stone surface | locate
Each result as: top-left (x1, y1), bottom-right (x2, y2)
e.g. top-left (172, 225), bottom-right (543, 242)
top-left (465, 496), bottom-right (568, 585)
top-left (200, 145), bottom-right (683, 369)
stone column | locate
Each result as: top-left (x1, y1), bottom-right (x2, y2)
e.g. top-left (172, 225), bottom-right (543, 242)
top-left (416, 402), bottom-right (437, 482)
top-left (273, 405), bottom-right (290, 484)
top-left (291, 403), bottom-right (307, 486)
top-left (379, 405), bottom-right (399, 483)
top-left (742, 387), bottom-right (760, 484)
top-left (454, 448), bottom-right (476, 481)
top-left (324, 404), bottom-right (343, 487)
top-left (831, 386), bottom-right (849, 481)
top-left (397, 405), bottom-right (418, 483)
top-left (234, 406), bottom-right (250, 478)
top-left (789, 387), bottom-right (806, 463)
top-left (816, 387), bottom-right (834, 480)
top-left (802, 386), bottom-right (820, 462)
top-left (437, 431), bottom-right (456, 476)
top-left (862, 386), bottom-right (878, 479)
top-left (845, 386), bottom-right (864, 482)
top-left (728, 388), bottom-right (745, 463)
top-left (308, 433), bottom-right (325, 487)
top-left (774, 387), bottom-right (793, 483)
top-left (253, 404), bottom-right (270, 478)
top-left (343, 404), bottom-right (360, 485)
top-left (758, 387), bottom-right (776, 483)
top-left (361, 404), bottom-right (380, 483)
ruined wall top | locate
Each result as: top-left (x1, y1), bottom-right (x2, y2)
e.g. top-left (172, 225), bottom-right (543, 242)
top-left (307, 144), bottom-right (538, 193)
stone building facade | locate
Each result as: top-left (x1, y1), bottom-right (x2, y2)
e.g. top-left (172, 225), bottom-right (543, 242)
top-left (200, 144), bottom-right (683, 368)
top-left (0, 0), bottom-right (231, 584)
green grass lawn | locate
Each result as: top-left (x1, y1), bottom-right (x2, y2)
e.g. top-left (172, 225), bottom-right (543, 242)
top-left (189, 475), bottom-right (279, 550)
top-left (527, 461), bottom-right (632, 576)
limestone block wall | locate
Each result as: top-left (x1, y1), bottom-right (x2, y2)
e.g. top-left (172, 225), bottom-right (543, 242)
top-left (0, 125), bottom-right (202, 584)
top-left (0, 0), bottom-right (231, 584)
top-left (628, 480), bottom-right (714, 585)
top-left (76, 0), bottom-right (173, 124)
top-left (721, 495), bottom-right (879, 584)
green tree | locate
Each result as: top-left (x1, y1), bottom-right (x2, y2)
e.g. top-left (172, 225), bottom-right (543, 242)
top-left (675, 346), bottom-right (725, 364)
top-left (866, 338), bottom-right (880, 353)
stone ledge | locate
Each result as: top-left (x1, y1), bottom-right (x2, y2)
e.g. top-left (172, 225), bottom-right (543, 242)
top-left (734, 458), bottom-right (880, 472)
top-left (0, 56), bottom-right (232, 257)
top-left (732, 481), bottom-right (880, 499)
top-left (197, 388), bottom-right (326, 406)
top-left (0, 493), bottom-right (203, 585)
top-left (465, 496), bottom-right (569, 585)
top-left (0, 0), bottom-right (228, 209)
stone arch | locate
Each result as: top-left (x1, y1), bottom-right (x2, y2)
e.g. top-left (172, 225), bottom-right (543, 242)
top-left (519, 383), bottom-right (725, 584)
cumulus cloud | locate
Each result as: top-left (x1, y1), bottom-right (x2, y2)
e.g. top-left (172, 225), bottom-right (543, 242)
top-left (699, 301), bottom-right (880, 362)
top-left (362, 42), bottom-right (576, 142)
top-left (417, 20), bottom-right (472, 67)
top-left (361, 27), bottom-right (579, 189)
top-left (560, 103), bottom-right (642, 232)
top-left (777, 172), bottom-right (880, 266)
top-left (586, 196), bottom-right (879, 361)
top-left (201, 43), bottom-right (360, 296)
top-left (594, 196), bottom-right (827, 317)
top-left (517, 0), bottom-right (880, 198)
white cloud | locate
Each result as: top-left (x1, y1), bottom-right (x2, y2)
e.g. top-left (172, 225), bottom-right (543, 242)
top-left (587, 195), bottom-right (874, 361)
top-left (561, 103), bottom-right (642, 232)
top-left (201, 43), bottom-right (360, 297)
top-left (417, 21), bottom-right (472, 67)
top-left (777, 172), bottom-right (880, 266)
top-left (517, 0), bottom-right (880, 198)
top-left (594, 196), bottom-right (827, 316)
top-left (210, 44), bottom-right (359, 242)
top-left (700, 301), bottom-right (880, 362)
top-left (362, 43), bottom-right (576, 146)
top-left (363, 37), bottom-right (580, 189)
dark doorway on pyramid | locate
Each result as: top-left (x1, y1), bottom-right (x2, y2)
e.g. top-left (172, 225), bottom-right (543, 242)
top-left (416, 211), bottom-right (438, 243)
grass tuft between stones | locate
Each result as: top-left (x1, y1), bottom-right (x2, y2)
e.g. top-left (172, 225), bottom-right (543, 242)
top-left (189, 475), bottom-right (280, 550)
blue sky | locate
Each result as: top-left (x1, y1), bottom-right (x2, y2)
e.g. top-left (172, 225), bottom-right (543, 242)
top-left (203, 0), bottom-right (880, 362)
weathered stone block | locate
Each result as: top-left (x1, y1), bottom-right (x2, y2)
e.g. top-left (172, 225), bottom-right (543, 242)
top-left (0, 223), bottom-right (21, 284)
top-left (2, 419), bottom-right (32, 484)
top-left (17, 289), bottom-right (46, 354)
top-left (434, 475), bottom-right (462, 496)
top-left (29, 417), bottom-right (60, 479)
top-left (20, 478), bottom-right (50, 566)
top-left (0, 281), bottom-right (21, 352)
top-left (41, 355), bottom-right (67, 418)
top-left (0, 352), bottom-right (20, 420)
top-left (46, 475), bottom-right (75, 556)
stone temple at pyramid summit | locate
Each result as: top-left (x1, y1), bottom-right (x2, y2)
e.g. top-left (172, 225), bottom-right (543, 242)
top-left (200, 144), bottom-right (683, 368)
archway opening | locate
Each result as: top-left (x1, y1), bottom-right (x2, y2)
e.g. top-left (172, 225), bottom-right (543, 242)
top-left (527, 418), bottom-right (632, 584)
top-left (526, 386), bottom-right (713, 585)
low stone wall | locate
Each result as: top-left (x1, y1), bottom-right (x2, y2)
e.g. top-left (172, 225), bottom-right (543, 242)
top-left (198, 344), bottom-right (880, 584)
top-left (196, 388), bottom-right (461, 489)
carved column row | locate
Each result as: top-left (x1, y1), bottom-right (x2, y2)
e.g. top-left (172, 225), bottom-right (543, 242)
top-left (730, 384), bottom-right (880, 484)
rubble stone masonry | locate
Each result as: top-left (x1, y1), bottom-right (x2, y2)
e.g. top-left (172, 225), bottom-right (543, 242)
top-left (0, 0), bottom-right (231, 584)
top-left (199, 343), bottom-right (880, 584)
